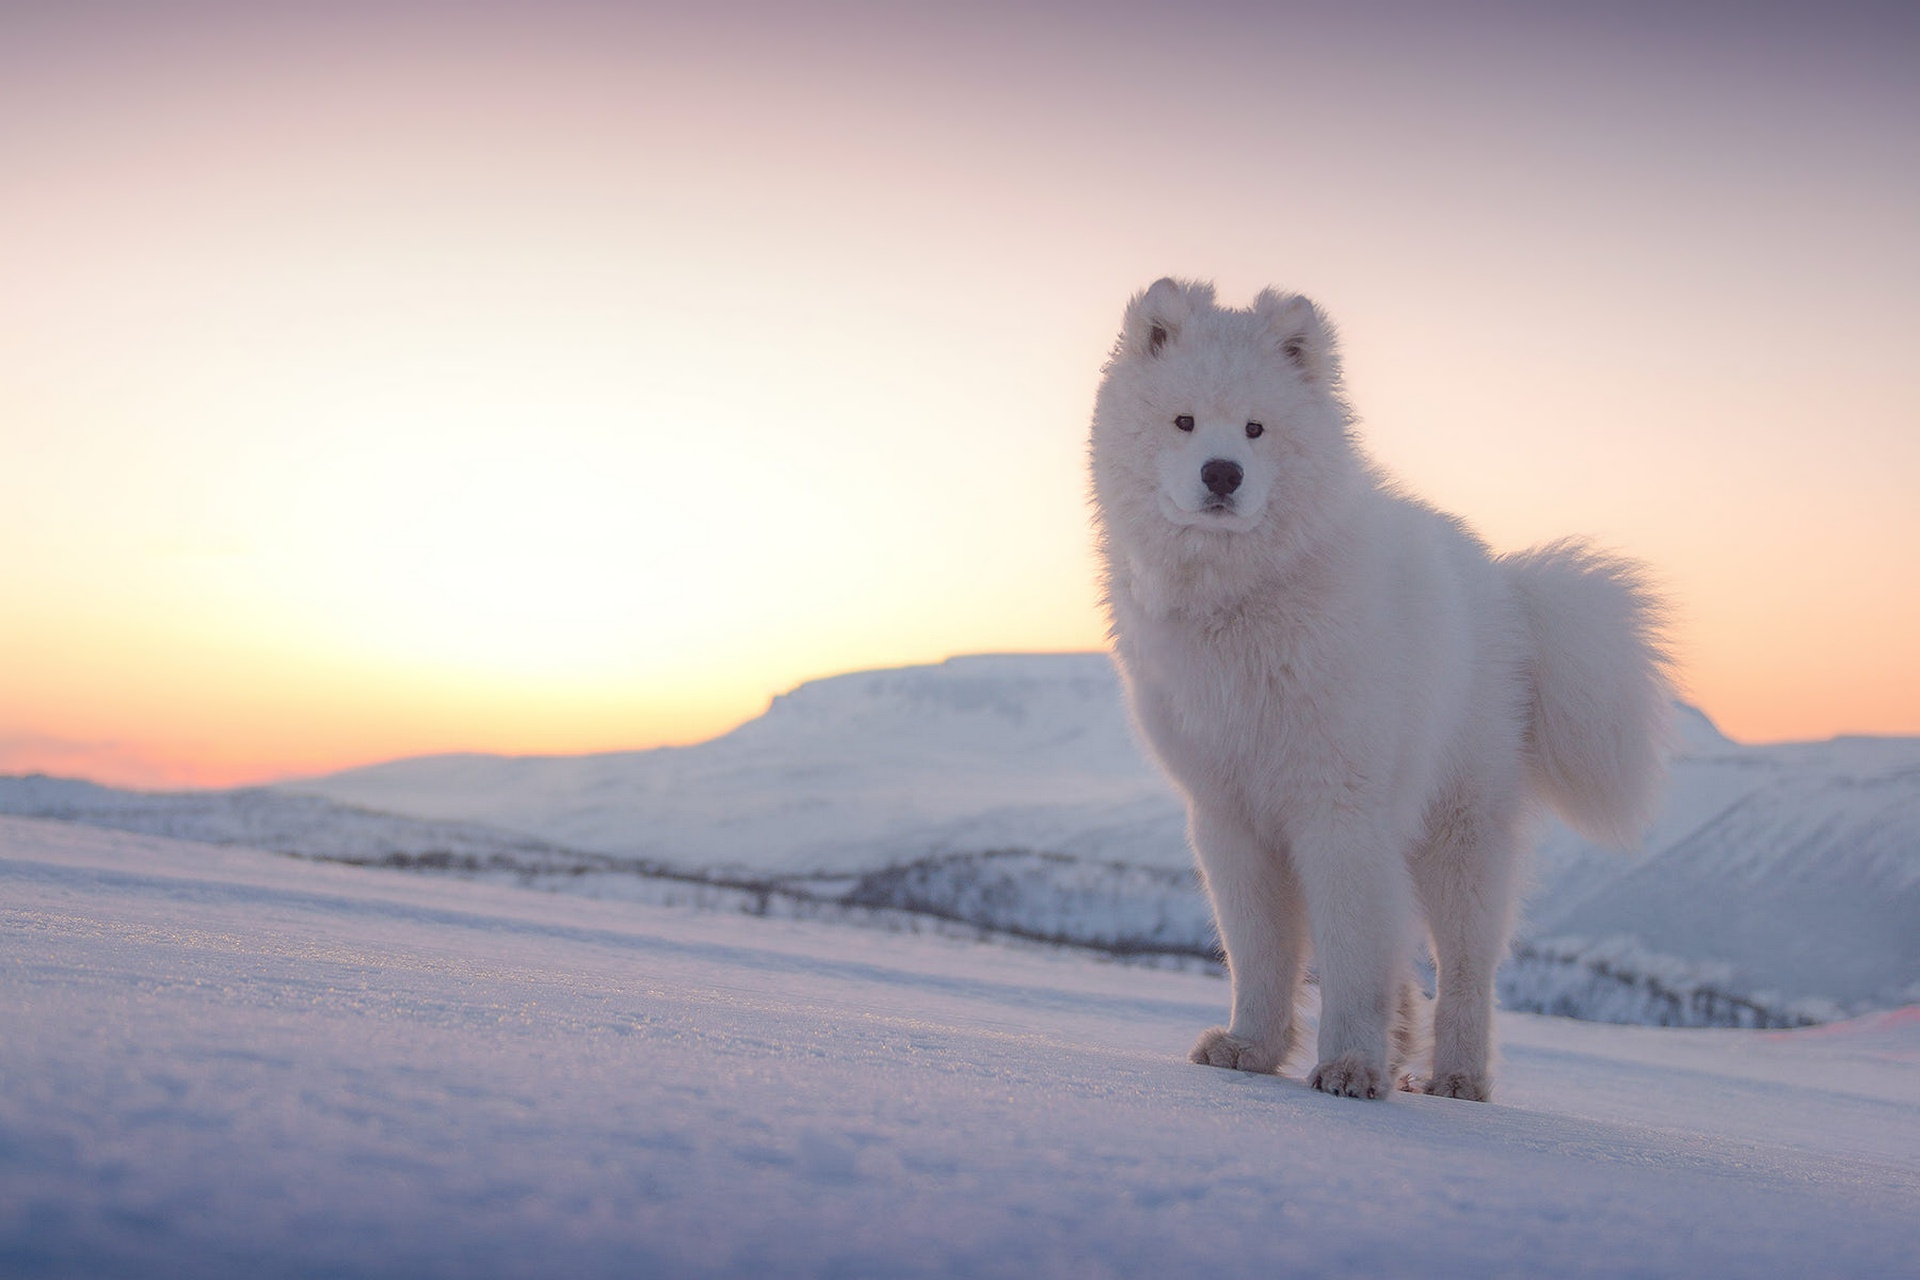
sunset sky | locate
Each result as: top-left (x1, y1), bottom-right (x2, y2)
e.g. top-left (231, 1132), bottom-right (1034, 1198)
top-left (2, 1), bottom-right (1915, 788)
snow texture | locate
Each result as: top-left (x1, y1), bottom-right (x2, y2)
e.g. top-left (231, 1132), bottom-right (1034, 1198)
top-left (3, 815), bottom-right (1916, 1279)
top-left (4, 653), bottom-right (1917, 1022)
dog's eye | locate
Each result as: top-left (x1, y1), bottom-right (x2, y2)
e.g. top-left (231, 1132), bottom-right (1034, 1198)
top-left (1245, 421), bottom-right (1264, 439)
top-left (1174, 415), bottom-right (1195, 432)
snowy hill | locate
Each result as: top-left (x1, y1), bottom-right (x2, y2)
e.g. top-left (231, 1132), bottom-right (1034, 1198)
top-left (4, 815), bottom-right (1917, 1279)
top-left (4, 652), bottom-right (1917, 1023)
top-left (287, 654), bottom-right (1189, 874)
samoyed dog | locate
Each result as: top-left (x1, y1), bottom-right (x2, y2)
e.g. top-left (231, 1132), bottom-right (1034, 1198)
top-left (1089, 278), bottom-right (1672, 1101)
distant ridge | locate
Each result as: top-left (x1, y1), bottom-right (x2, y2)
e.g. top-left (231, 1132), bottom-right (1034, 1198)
top-left (288, 653), bottom-right (1185, 874)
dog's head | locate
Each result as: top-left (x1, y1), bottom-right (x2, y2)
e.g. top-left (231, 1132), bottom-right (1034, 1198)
top-left (1091, 278), bottom-right (1353, 549)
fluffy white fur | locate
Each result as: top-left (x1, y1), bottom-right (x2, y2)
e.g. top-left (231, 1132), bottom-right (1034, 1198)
top-left (1089, 278), bottom-right (1673, 1101)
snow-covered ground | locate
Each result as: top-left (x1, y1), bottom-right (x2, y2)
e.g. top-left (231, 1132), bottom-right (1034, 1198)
top-left (5, 814), bottom-right (1917, 1278)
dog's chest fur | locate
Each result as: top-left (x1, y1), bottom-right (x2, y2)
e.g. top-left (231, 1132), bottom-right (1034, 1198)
top-left (1114, 583), bottom-right (1362, 830)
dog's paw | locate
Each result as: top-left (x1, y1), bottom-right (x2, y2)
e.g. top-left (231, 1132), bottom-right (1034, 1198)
top-left (1188, 1027), bottom-right (1285, 1074)
top-left (1424, 1071), bottom-right (1493, 1102)
top-left (1309, 1050), bottom-right (1387, 1099)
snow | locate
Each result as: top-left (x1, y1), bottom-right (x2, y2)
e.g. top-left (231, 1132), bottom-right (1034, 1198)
top-left (5, 814), bottom-right (1917, 1278)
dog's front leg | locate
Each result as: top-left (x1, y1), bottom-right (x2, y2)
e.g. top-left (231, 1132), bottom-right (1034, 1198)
top-left (1186, 804), bottom-right (1307, 1074)
top-left (1294, 811), bottom-right (1418, 1099)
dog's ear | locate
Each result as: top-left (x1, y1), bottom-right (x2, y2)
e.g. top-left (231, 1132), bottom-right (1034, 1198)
top-left (1122, 277), bottom-right (1211, 358)
top-left (1254, 289), bottom-right (1340, 385)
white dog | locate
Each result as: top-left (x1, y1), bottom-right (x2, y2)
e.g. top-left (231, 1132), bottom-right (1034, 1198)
top-left (1089, 279), bottom-right (1672, 1100)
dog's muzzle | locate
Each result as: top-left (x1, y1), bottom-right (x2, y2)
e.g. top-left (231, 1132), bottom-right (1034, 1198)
top-left (1201, 459), bottom-right (1243, 506)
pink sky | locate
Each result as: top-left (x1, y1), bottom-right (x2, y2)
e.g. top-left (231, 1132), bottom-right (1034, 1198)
top-left (2, 2), bottom-right (1916, 787)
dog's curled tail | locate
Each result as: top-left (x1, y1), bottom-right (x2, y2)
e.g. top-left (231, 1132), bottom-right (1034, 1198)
top-left (1501, 539), bottom-right (1675, 848)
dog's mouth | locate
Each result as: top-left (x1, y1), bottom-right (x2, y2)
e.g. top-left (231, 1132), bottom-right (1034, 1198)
top-left (1161, 489), bottom-right (1260, 533)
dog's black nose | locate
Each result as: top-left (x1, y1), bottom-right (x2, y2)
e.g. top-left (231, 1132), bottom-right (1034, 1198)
top-left (1202, 458), bottom-right (1243, 497)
